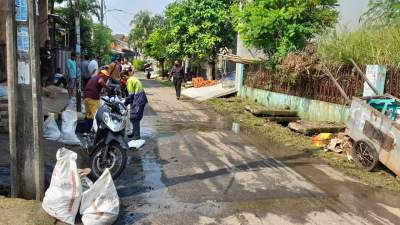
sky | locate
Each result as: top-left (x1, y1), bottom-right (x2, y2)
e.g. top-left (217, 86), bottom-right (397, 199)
top-left (337, 0), bottom-right (369, 30)
top-left (103, 0), bottom-right (175, 35)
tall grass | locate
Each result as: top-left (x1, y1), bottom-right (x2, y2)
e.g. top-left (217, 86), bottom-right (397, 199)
top-left (317, 25), bottom-right (400, 67)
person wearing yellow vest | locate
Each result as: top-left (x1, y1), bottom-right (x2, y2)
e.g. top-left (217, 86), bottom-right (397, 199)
top-left (124, 70), bottom-right (148, 140)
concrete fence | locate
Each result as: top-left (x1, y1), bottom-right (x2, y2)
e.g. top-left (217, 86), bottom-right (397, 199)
top-left (239, 86), bottom-right (350, 123)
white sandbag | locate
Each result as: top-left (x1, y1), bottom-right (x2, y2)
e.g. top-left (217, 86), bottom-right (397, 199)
top-left (61, 110), bottom-right (81, 145)
top-left (42, 148), bottom-right (82, 225)
top-left (128, 139), bottom-right (146, 149)
top-left (80, 169), bottom-right (120, 225)
top-left (43, 113), bottom-right (61, 141)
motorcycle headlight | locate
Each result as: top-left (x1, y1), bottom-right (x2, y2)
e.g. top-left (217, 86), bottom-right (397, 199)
top-left (103, 112), bottom-right (125, 132)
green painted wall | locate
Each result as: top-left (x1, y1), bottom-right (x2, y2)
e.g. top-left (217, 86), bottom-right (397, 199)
top-left (239, 86), bottom-right (349, 123)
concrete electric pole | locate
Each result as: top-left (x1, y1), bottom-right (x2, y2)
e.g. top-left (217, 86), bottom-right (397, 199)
top-left (5, 0), bottom-right (44, 200)
top-left (100, 0), bottom-right (105, 25)
top-left (75, 0), bottom-right (81, 112)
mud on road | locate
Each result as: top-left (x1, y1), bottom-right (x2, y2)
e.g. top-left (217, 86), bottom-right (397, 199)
top-left (0, 77), bottom-right (399, 225)
top-left (114, 79), bottom-right (400, 225)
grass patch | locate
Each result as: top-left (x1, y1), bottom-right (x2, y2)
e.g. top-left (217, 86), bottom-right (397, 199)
top-left (317, 25), bottom-right (400, 66)
top-left (157, 78), bottom-right (174, 87)
top-left (206, 97), bottom-right (400, 192)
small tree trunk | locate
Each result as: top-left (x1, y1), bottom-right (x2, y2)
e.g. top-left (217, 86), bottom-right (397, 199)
top-left (160, 59), bottom-right (165, 77)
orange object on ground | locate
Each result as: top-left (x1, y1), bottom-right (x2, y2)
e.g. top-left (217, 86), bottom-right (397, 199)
top-left (192, 77), bottom-right (219, 88)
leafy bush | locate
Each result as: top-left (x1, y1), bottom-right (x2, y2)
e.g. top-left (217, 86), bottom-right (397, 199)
top-left (132, 59), bottom-right (145, 71)
top-left (232, 0), bottom-right (338, 67)
top-left (317, 25), bottom-right (400, 66)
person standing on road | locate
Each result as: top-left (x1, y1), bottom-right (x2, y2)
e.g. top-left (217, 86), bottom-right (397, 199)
top-left (81, 55), bottom-right (90, 88)
top-left (66, 52), bottom-right (77, 98)
top-left (84, 68), bottom-right (111, 122)
top-left (39, 40), bottom-right (54, 87)
top-left (169, 60), bottom-right (185, 100)
top-left (125, 70), bottom-right (148, 140)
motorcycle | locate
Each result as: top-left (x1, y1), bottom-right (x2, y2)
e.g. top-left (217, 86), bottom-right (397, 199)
top-left (82, 96), bottom-right (129, 180)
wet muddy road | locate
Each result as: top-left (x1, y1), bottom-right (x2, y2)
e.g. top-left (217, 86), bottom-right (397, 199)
top-left (114, 78), bottom-right (400, 225)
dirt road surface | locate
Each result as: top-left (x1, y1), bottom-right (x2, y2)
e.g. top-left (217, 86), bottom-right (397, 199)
top-left (1, 77), bottom-right (400, 225)
top-left (114, 78), bottom-right (400, 225)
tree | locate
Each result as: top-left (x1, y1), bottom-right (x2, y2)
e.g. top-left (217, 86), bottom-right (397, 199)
top-left (144, 28), bottom-right (171, 77)
top-left (232, 0), bottom-right (338, 66)
top-left (55, 0), bottom-right (100, 55)
top-left (92, 23), bottom-right (114, 64)
top-left (163, 0), bottom-right (236, 79)
top-left (129, 11), bottom-right (153, 53)
top-left (362, 0), bottom-right (400, 25)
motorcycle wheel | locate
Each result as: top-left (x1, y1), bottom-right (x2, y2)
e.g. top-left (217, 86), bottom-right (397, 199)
top-left (147, 72), bottom-right (151, 79)
top-left (90, 142), bottom-right (127, 180)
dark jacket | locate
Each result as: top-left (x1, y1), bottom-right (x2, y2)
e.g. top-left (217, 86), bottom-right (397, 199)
top-left (40, 47), bottom-right (53, 71)
top-left (169, 65), bottom-right (185, 79)
top-left (124, 91), bottom-right (148, 121)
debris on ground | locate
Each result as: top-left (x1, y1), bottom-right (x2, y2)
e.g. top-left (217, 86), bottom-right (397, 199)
top-left (312, 133), bottom-right (333, 148)
top-left (129, 139), bottom-right (146, 149)
top-left (245, 105), bottom-right (297, 117)
top-left (245, 105), bottom-right (299, 123)
top-left (288, 120), bottom-right (346, 136)
top-left (192, 77), bottom-right (219, 88)
top-left (183, 81), bottom-right (193, 88)
top-left (325, 133), bottom-right (352, 154)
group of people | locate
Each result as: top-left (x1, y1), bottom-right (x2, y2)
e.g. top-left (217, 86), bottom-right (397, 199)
top-left (39, 40), bottom-right (187, 140)
top-left (82, 56), bottom-right (147, 140)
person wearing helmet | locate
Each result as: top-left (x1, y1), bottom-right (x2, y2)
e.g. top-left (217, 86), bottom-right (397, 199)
top-left (84, 67), bottom-right (111, 121)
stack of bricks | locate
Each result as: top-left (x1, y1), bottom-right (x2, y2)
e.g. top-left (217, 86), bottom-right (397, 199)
top-left (0, 97), bottom-right (8, 133)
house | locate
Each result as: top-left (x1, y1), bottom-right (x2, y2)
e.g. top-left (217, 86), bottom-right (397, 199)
top-left (111, 34), bottom-right (137, 59)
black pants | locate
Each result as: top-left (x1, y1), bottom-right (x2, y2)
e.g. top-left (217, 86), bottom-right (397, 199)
top-left (130, 119), bottom-right (141, 140)
top-left (173, 78), bottom-right (183, 99)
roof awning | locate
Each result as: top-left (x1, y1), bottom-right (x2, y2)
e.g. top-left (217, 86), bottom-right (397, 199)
top-left (219, 53), bottom-right (261, 64)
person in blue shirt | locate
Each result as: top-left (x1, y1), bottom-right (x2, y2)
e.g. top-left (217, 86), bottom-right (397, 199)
top-left (66, 52), bottom-right (77, 97)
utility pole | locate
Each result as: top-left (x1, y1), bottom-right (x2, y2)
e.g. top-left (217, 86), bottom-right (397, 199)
top-left (75, 0), bottom-right (81, 112)
top-left (100, 0), bottom-right (104, 25)
top-left (6, 0), bottom-right (44, 200)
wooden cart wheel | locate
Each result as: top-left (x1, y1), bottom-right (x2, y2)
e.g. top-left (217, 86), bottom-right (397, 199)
top-left (352, 140), bottom-right (379, 172)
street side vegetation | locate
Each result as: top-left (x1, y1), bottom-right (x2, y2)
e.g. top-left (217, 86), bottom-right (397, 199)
top-left (206, 97), bottom-right (400, 192)
top-left (51, 0), bottom-right (114, 64)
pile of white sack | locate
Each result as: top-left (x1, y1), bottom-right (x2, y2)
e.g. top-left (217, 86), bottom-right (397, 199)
top-left (42, 148), bottom-right (120, 225)
top-left (42, 99), bottom-right (83, 145)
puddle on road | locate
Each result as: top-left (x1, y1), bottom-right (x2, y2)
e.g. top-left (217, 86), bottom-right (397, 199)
top-left (232, 122), bottom-right (240, 133)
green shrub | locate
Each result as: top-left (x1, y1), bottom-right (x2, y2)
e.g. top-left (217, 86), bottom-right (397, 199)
top-left (317, 25), bottom-right (400, 66)
top-left (132, 59), bottom-right (145, 71)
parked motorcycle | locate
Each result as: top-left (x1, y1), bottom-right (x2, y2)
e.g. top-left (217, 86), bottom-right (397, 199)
top-left (82, 96), bottom-right (129, 180)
